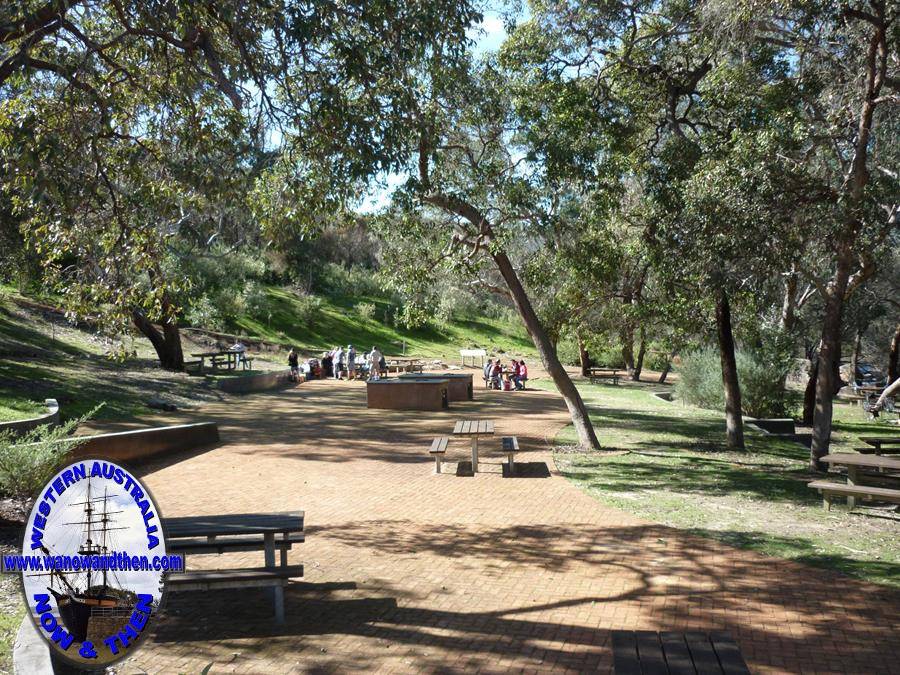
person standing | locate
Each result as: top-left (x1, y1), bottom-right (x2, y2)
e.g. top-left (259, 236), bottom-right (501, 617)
top-left (367, 345), bottom-right (383, 380)
top-left (333, 345), bottom-right (344, 380)
top-left (346, 344), bottom-right (357, 380)
top-left (288, 348), bottom-right (300, 382)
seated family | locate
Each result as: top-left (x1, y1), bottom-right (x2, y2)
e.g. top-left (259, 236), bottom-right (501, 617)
top-left (483, 358), bottom-right (528, 390)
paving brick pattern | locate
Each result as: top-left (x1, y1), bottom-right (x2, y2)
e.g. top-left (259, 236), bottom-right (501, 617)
top-left (117, 380), bottom-right (900, 674)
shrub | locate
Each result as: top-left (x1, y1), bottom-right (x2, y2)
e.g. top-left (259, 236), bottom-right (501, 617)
top-left (675, 346), bottom-right (797, 419)
top-left (293, 293), bottom-right (323, 328)
top-left (184, 295), bottom-right (225, 331)
top-left (356, 301), bottom-right (376, 321)
top-left (241, 281), bottom-right (269, 316)
top-left (555, 337), bottom-right (581, 367)
top-left (0, 406), bottom-right (101, 500)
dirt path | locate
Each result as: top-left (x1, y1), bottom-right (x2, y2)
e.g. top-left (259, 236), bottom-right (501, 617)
top-left (115, 379), bottom-right (900, 674)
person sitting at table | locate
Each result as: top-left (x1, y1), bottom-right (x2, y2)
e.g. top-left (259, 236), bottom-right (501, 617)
top-left (489, 359), bottom-right (502, 389)
top-left (228, 340), bottom-right (247, 367)
top-left (515, 360), bottom-right (528, 390)
top-left (509, 359), bottom-right (519, 388)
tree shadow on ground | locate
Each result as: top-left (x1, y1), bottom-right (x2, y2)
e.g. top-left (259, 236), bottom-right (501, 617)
top-left (149, 522), bottom-right (900, 673)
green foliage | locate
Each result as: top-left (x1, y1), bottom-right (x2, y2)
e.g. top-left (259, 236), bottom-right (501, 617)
top-left (355, 302), bottom-right (377, 321)
top-left (0, 406), bottom-right (101, 499)
top-left (676, 346), bottom-right (796, 419)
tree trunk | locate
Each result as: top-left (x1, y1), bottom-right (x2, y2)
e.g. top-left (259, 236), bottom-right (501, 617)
top-left (632, 327), bottom-right (646, 382)
top-left (577, 335), bottom-right (590, 377)
top-left (802, 356), bottom-right (818, 426)
top-left (810, 249), bottom-right (852, 471)
top-left (715, 289), bottom-right (744, 449)
top-left (131, 305), bottom-right (185, 371)
top-left (658, 348), bottom-right (676, 384)
top-left (850, 329), bottom-right (863, 387)
top-left (620, 323), bottom-right (635, 374)
top-left (889, 322), bottom-right (900, 384)
top-left (493, 251), bottom-right (600, 449)
top-left (781, 270), bottom-right (798, 332)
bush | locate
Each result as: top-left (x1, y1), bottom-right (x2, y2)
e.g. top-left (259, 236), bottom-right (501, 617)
top-left (675, 346), bottom-right (796, 419)
top-left (356, 301), bottom-right (376, 321)
top-left (184, 295), bottom-right (225, 331)
top-left (293, 293), bottom-right (323, 328)
top-left (241, 281), bottom-right (269, 316)
top-left (0, 406), bottom-right (101, 500)
top-left (555, 337), bottom-right (581, 367)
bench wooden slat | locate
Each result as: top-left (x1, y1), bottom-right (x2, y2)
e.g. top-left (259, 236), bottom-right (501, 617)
top-left (635, 631), bottom-right (667, 675)
top-left (659, 632), bottom-right (695, 675)
top-left (501, 436), bottom-right (519, 451)
top-left (168, 565), bottom-right (304, 590)
top-left (709, 632), bottom-right (751, 675)
top-left (808, 481), bottom-right (900, 500)
top-left (170, 533), bottom-right (305, 555)
top-left (429, 437), bottom-right (449, 454)
top-left (611, 631), bottom-right (642, 675)
top-left (684, 632), bottom-right (721, 673)
top-left (821, 453), bottom-right (900, 470)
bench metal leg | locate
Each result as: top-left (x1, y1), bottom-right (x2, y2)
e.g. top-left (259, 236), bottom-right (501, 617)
top-left (507, 453), bottom-right (515, 476)
top-left (274, 585), bottom-right (285, 624)
top-left (471, 438), bottom-right (479, 473)
top-left (823, 493), bottom-right (831, 510)
top-left (264, 533), bottom-right (276, 602)
top-left (434, 455), bottom-right (442, 474)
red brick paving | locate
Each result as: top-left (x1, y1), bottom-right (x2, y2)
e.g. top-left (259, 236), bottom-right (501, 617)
top-left (115, 379), bottom-right (900, 674)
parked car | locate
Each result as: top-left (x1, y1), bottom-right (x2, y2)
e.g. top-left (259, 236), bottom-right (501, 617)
top-left (854, 362), bottom-right (888, 388)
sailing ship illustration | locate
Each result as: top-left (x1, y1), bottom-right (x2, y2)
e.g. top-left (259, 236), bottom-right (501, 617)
top-left (30, 479), bottom-right (137, 643)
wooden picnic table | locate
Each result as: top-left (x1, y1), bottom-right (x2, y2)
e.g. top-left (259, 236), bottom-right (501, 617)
top-left (859, 436), bottom-right (900, 455)
top-left (190, 350), bottom-right (246, 372)
top-left (163, 511), bottom-right (305, 623)
top-left (587, 367), bottom-right (620, 385)
top-left (453, 419), bottom-right (495, 472)
top-left (820, 453), bottom-right (900, 509)
top-left (164, 511), bottom-right (304, 568)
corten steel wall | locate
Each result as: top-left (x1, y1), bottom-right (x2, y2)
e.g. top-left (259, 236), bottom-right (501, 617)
top-left (216, 370), bottom-right (299, 394)
top-left (367, 380), bottom-right (450, 410)
top-left (69, 422), bottom-right (220, 464)
top-left (0, 399), bottom-right (59, 436)
top-left (398, 373), bottom-right (474, 401)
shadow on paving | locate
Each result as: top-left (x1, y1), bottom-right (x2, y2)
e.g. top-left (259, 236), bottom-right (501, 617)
top-left (141, 382), bottom-right (567, 463)
top-left (150, 522), bottom-right (900, 672)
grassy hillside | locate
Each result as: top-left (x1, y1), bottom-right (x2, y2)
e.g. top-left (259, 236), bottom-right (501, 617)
top-left (0, 283), bottom-right (534, 424)
top-left (231, 286), bottom-right (535, 358)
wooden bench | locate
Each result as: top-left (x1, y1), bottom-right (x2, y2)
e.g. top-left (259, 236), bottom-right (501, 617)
top-left (429, 436), bottom-right (449, 473)
top-left (242, 357), bottom-right (253, 371)
top-left (501, 436), bottom-right (519, 476)
top-left (612, 630), bottom-right (749, 674)
top-left (167, 565), bottom-right (303, 623)
top-left (808, 480), bottom-right (900, 510)
top-left (588, 367), bottom-right (619, 385)
top-left (859, 436), bottom-right (900, 455)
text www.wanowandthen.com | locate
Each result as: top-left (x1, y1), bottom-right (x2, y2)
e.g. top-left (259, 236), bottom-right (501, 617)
top-left (2, 552), bottom-right (183, 573)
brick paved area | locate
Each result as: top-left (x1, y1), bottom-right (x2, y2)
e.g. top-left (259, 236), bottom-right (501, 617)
top-left (118, 379), bottom-right (900, 674)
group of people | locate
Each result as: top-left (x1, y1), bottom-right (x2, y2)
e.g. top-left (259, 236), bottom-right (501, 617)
top-left (288, 345), bottom-right (387, 381)
top-left (483, 358), bottom-right (528, 391)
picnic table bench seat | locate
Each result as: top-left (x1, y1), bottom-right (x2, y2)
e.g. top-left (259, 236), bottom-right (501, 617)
top-left (501, 436), bottom-right (519, 475)
top-left (169, 532), bottom-right (306, 556)
top-left (612, 630), bottom-right (750, 675)
top-left (167, 565), bottom-right (303, 623)
top-left (588, 368), bottom-right (620, 385)
top-left (808, 480), bottom-right (900, 510)
top-left (429, 436), bottom-right (450, 473)
top-left (859, 436), bottom-right (900, 455)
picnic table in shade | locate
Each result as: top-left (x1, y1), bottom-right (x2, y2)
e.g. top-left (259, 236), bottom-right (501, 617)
top-left (859, 436), bottom-right (900, 455)
top-left (453, 419), bottom-right (494, 472)
top-left (813, 454), bottom-right (900, 509)
top-left (189, 350), bottom-right (248, 373)
top-left (163, 511), bottom-right (305, 623)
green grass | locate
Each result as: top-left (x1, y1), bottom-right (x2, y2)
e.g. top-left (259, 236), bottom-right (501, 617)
top-left (0, 398), bottom-right (45, 422)
top-left (0, 605), bottom-right (22, 673)
top-left (232, 286), bottom-right (535, 358)
top-left (536, 381), bottom-right (900, 588)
